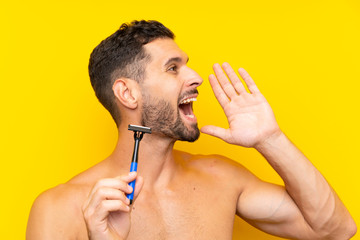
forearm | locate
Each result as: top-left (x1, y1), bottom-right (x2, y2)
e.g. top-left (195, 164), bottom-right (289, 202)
top-left (255, 132), bottom-right (356, 238)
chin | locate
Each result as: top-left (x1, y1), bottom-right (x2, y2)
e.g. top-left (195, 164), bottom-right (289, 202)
top-left (177, 124), bottom-right (200, 142)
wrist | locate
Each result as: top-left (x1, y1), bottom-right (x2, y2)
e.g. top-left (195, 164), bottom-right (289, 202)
top-left (254, 129), bottom-right (285, 152)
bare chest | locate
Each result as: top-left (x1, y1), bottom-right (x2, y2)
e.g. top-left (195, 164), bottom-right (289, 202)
top-left (127, 180), bottom-right (238, 240)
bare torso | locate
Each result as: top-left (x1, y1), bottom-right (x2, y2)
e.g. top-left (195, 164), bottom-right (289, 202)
top-left (31, 150), bottom-right (245, 240)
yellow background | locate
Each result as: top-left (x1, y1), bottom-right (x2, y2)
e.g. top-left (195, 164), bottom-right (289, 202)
top-left (1, 0), bottom-right (359, 239)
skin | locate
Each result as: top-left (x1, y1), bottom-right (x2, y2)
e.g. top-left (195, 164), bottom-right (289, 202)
top-left (27, 38), bottom-right (356, 240)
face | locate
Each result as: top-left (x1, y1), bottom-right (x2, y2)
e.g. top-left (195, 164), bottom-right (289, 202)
top-left (140, 38), bottom-right (203, 142)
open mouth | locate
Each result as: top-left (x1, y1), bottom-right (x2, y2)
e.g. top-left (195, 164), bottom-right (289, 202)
top-left (178, 96), bottom-right (197, 121)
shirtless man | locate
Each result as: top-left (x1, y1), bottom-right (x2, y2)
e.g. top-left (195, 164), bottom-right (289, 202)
top-left (27, 20), bottom-right (356, 240)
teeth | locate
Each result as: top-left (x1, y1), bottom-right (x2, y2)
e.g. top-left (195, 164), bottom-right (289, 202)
top-left (180, 97), bottom-right (197, 105)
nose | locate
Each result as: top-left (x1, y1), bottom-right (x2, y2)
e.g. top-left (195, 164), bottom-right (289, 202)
top-left (183, 66), bottom-right (203, 88)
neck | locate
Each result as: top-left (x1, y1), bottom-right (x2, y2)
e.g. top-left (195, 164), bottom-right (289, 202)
top-left (109, 123), bottom-right (178, 188)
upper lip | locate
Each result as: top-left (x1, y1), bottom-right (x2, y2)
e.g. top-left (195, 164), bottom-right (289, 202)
top-left (179, 94), bottom-right (198, 105)
top-left (178, 89), bottom-right (199, 105)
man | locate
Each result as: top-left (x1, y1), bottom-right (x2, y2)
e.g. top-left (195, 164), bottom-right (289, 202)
top-left (27, 20), bottom-right (356, 240)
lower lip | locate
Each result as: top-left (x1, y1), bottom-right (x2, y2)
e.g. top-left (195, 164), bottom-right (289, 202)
top-left (180, 111), bottom-right (197, 122)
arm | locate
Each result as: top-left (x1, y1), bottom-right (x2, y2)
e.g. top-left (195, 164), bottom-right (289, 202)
top-left (201, 63), bottom-right (356, 239)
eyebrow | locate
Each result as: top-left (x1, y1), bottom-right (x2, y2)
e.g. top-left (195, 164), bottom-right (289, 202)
top-left (163, 56), bottom-right (189, 67)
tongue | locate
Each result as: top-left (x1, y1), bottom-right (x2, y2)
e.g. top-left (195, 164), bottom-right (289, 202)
top-left (179, 103), bottom-right (193, 116)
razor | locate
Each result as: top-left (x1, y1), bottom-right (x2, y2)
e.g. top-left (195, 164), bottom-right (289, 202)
top-left (126, 124), bottom-right (151, 204)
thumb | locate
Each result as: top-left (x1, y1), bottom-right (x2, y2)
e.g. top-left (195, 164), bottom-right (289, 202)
top-left (132, 175), bottom-right (144, 203)
top-left (201, 125), bottom-right (228, 141)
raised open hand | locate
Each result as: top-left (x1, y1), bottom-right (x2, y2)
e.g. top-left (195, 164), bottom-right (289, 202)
top-left (201, 63), bottom-right (281, 148)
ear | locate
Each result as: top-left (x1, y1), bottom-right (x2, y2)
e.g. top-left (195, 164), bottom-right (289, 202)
top-left (112, 78), bottom-right (139, 109)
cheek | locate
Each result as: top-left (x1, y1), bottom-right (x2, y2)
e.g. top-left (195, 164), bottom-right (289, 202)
top-left (142, 74), bottom-right (181, 106)
top-left (153, 83), bottom-right (180, 101)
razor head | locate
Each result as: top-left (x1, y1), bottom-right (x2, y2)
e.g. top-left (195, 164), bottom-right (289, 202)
top-left (128, 124), bottom-right (152, 134)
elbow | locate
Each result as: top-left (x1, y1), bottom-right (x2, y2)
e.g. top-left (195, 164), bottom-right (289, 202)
top-left (317, 193), bottom-right (357, 239)
top-left (338, 213), bottom-right (357, 240)
top-left (318, 217), bottom-right (357, 240)
top-left (345, 218), bottom-right (357, 240)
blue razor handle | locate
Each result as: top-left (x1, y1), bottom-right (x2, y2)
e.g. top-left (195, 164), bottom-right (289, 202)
top-left (126, 130), bottom-right (142, 204)
top-left (127, 161), bottom-right (138, 204)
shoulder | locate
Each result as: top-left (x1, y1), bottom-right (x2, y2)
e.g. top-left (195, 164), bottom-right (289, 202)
top-left (29, 163), bottom-right (103, 214)
top-left (27, 182), bottom-right (89, 239)
top-left (176, 150), bottom-right (251, 174)
top-left (26, 159), bottom-right (116, 239)
top-left (174, 150), bottom-right (258, 189)
top-left (33, 181), bottom-right (89, 210)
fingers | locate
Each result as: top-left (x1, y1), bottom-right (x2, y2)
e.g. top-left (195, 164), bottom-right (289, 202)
top-left (87, 186), bottom-right (131, 216)
top-left (222, 62), bottom-right (247, 94)
top-left (92, 199), bottom-right (131, 222)
top-left (208, 74), bottom-right (229, 109)
top-left (212, 63), bottom-right (238, 99)
top-left (82, 172), bottom-right (139, 222)
top-left (133, 175), bottom-right (144, 202)
top-left (237, 68), bottom-right (260, 94)
top-left (210, 63), bottom-right (261, 98)
top-left (201, 125), bottom-right (228, 142)
top-left (84, 173), bottom-right (136, 208)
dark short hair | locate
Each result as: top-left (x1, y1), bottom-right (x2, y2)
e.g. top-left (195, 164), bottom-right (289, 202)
top-left (88, 20), bottom-right (175, 127)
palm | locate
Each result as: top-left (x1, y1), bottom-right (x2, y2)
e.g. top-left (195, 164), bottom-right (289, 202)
top-left (223, 91), bottom-right (277, 147)
top-left (106, 211), bottom-right (131, 240)
top-left (201, 63), bottom-right (280, 148)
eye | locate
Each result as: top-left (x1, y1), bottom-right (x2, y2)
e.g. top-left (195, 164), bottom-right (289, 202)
top-left (167, 65), bottom-right (177, 72)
